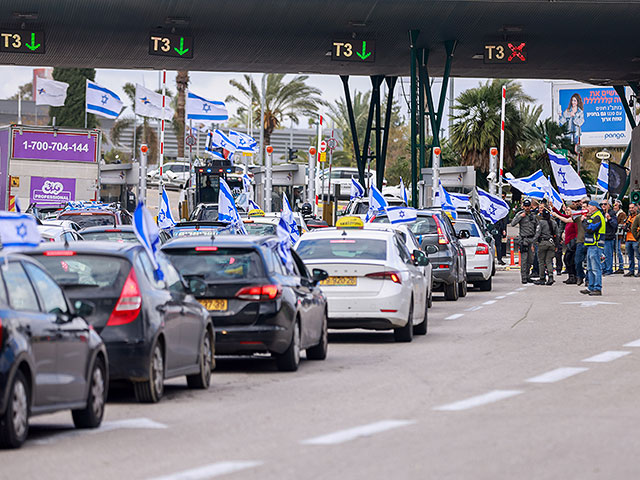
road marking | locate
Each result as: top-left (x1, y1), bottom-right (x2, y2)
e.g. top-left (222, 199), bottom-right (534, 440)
top-left (561, 301), bottom-right (619, 308)
top-left (445, 313), bottom-right (464, 320)
top-left (434, 390), bottom-right (523, 411)
top-left (516, 287), bottom-right (527, 291)
top-left (465, 306), bottom-right (483, 312)
top-left (582, 351), bottom-right (631, 363)
top-left (301, 420), bottom-right (415, 445)
top-left (495, 296), bottom-right (506, 299)
top-left (526, 367), bottom-right (588, 384)
top-left (506, 292), bottom-right (518, 295)
top-left (148, 461), bottom-right (263, 480)
top-left (623, 339), bottom-right (640, 347)
top-left (483, 300), bottom-right (497, 305)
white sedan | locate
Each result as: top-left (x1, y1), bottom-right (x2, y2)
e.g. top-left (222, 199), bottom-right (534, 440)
top-left (295, 223), bottom-right (430, 342)
top-left (452, 219), bottom-right (494, 291)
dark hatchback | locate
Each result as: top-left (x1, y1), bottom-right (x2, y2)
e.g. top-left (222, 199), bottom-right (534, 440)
top-left (162, 236), bottom-right (329, 372)
top-left (0, 254), bottom-right (108, 448)
top-left (57, 207), bottom-right (133, 229)
top-left (79, 225), bottom-right (171, 244)
top-left (372, 209), bottom-right (467, 301)
top-left (24, 242), bottom-right (214, 403)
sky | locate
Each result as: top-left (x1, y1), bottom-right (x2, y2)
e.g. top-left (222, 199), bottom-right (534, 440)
top-left (0, 65), bottom-right (557, 136)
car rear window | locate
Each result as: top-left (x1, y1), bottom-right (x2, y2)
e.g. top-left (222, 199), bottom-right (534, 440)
top-left (36, 254), bottom-right (130, 289)
top-left (244, 223), bottom-right (277, 236)
top-left (453, 221), bottom-right (480, 237)
top-left (165, 248), bottom-right (265, 281)
top-left (59, 213), bottom-right (116, 228)
top-left (409, 217), bottom-right (438, 235)
top-left (197, 208), bottom-right (219, 221)
top-left (296, 238), bottom-right (387, 261)
top-left (81, 231), bottom-right (139, 242)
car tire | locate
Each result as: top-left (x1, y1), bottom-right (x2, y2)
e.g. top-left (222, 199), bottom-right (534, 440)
top-left (276, 320), bottom-right (301, 372)
top-left (394, 300), bottom-right (414, 342)
top-left (491, 262), bottom-right (496, 276)
top-left (458, 279), bottom-right (468, 297)
top-left (187, 329), bottom-right (214, 389)
top-left (477, 276), bottom-right (493, 292)
top-left (444, 281), bottom-right (459, 301)
top-left (413, 295), bottom-right (428, 336)
top-left (134, 341), bottom-right (164, 403)
top-left (72, 357), bottom-right (107, 429)
top-left (306, 311), bottom-right (328, 360)
top-left (0, 370), bottom-right (29, 449)
top-left (428, 290), bottom-right (433, 308)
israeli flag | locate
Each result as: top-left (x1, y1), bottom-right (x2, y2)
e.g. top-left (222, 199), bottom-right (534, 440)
top-left (350, 178), bottom-right (366, 201)
top-left (386, 206), bottom-right (417, 224)
top-left (0, 212), bottom-right (41, 252)
top-left (35, 77), bottom-right (69, 107)
top-left (597, 162), bottom-right (609, 192)
top-left (477, 188), bottom-right (509, 223)
top-left (437, 181), bottom-right (457, 218)
top-left (281, 193), bottom-right (301, 245)
top-left (157, 189), bottom-right (176, 229)
top-left (274, 218), bottom-right (295, 274)
top-left (504, 170), bottom-right (547, 199)
top-left (133, 202), bottom-right (164, 280)
top-left (204, 132), bottom-right (224, 159)
top-left (135, 84), bottom-right (174, 120)
top-left (249, 199), bottom-right (261, 211)
top-left (218, 178), bottom-right (247, 234)
top-left (186, 92), bottom-right (229, 121)
top-left (229, 130), bottom-right (258, 153)
top-left (548, 149), bottom-right (587, 201)
top-left (365, 185), bottom-right (388, 222)
top-left (541, 176), bottom-right (564, 210)
top-left (242, 173), bottom-right (252, 193)
top-left (399, 177), bottom-right (409, 205)
top-left (451, 192), bottom-right (470, 209)
top-left (85, 80), bottom-right (123, 120)
top-left (212, 129), bottom-right (237, 153)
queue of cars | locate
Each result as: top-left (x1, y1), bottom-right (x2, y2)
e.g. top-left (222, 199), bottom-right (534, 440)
top-left (0, 200), bottom-right (498, 448)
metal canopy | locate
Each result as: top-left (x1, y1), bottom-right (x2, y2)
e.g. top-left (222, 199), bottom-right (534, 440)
top-left (1, 0), bottom-right (640, 83)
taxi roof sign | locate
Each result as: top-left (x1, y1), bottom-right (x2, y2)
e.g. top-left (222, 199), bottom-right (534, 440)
top-left (248, 208), bottom-right (265, 217)
top-left (336, 216), bottom-right (364, 229)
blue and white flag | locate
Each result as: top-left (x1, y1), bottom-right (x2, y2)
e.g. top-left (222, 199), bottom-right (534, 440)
top-left (477, 188), bottom-right (509, 224)
top-left (35, 77), bottom-right (69, 107)
top-left (548, 149), bottom-right (587, 201)
top-left (281, 193), bottom-right (301, 245)
top-left (542, 176), bottom-right (564, 210)
top-left (450, 192), bottom-right (470, 209)
top-left (504, 170), bottom-right (546, 199)
top-left (204, 132), bottom-right (224, 159)
top-left (133, 202), bottom-right (164, 279)
top-left (218, 178), bottom-right (247, 234)
top-left (135, 84), bottom-right (174, 120)
top-left (597, 162), bottom-right (609, 192)
top-left (399, 177), bottom-right (409, 205)
top-left (157, 189), bottom-right (176, 229)
top-left (85, 80), bottom-right (123, 120)
top-left (0, 212), bottom-right (41, 252)
top-left (249, 199), bottom-right (261, 211)
top-left (350, 178), bottom-right (366, 201)
top-left (211, 129), bottom-right (237, 153)
top-left (365, 184), bottom-right (388, 222)
top-left (229, 130), bottom-right (258, 153)
top-left (386, 206), bottom-right (417, 224)
top-left (437, 181), bottom-right (457, 219)
top-left (186, 92), bottom-right (228, 121)
top-left (242, 173), bottom-right (252, 193)
top-left (275, 218), bottom-right (295, 274)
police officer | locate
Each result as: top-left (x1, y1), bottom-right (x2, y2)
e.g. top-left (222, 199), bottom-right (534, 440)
top-left (581, 201), bottom-right (606, 296)
top-left (511, 198), bottom-right (539, 284)
top-left (300, 202), bottom-right (328, 227)
top-left (533, 205), bottom-right (558, 285)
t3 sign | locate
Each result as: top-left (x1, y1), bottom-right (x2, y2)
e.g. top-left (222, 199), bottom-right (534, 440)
top-left (484, 42), bottom-right (527, 64)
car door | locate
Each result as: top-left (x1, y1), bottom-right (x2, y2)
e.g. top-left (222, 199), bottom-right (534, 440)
top-left (24, 261), bottom-right (90, 404)
top-left (441, 214), bottom-right (464, 281)
top-left (395, 237), bottom-right (424, 316)
top-left (291, 251), bottom-right (323, 348)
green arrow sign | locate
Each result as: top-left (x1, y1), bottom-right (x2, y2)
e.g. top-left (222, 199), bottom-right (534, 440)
top-left (174, 37), bottom-right (189, 56)
top-left (25, 33), bottom-right (41, 51)
top-left (0, 30), bottom-right (45, 54)
top-left (356, 41), bottom-right (372, 60)
top-left (331, 39), bottom-right (375, 63)
top-left (148, 32), bottom-right (193, 59)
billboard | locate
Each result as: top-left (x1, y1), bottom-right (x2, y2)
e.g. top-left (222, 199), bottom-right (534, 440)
top-left (11, 129), bottom-right (99, 162)
top-left (30, 176), bottom-right (76, 206)
top-left (553, 83), bottom-right (631, 147)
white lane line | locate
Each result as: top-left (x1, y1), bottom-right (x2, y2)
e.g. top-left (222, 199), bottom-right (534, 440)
top-left (445, 313), bottom-right (465, 320)
top-left (506, 292), bottom-right (518, 296)
top-left (495, 296), bottom-right (506, 299)
top-left (148, 461), bottom-right (263, 480)
top-left (301, 420), bottom-right (415, 445)
top-left (526, 367), bottom-right (588, 384)
top-left (623, 339), bottom-right (640, 347)
top-left (465, 305), bottom-right (483, 312)
top-left (483, 300), bottom-right (497, 305)
top-left (434, 390), bottom-right (523, 411)
top-left (31, 418), bottom-right (167, 445)
top-left (582, 351), bottom-right (631, 363)
top-left (516, 287), bottom-right (527, 291)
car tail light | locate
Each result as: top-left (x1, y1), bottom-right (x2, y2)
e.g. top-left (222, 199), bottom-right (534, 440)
top-left (365, 271), bottom-right (402, 284)
top-left (433, 217), bottom-right (449, 245)
top-left (236, 284), bottom-right (282, 301)
top-left (105, 229), bottom-right (122, 232)
top-left (476, 243), bottom-right (490, 255)
top-left (195, 246), bottom-right (218, 251)
top-left (107, 268), bottom-right (142, 326)
top-left (43, 250), bottom-right (76, 256)
top-left (437, 264), bottom-right (449, 269)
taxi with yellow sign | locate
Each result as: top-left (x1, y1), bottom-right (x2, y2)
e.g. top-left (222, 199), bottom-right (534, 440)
top-left (294, 217), bottom-right (430, 342)
top-left (162, 235), bottom-right (329, 372)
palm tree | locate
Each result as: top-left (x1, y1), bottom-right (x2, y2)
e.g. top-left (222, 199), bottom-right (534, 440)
top-left (226, 74), bottom-right (327, 147)
top-left (449, 79), bottom-right (534, 172)
top-left (174, 71), bottom-right (189, 158)
top-left (327, 91), bottom-right (371, 167)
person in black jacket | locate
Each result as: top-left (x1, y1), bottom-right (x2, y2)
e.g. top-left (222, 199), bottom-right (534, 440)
top-left (600, 199), bottom-right (618, 276)
top-left (533, 207), bottom-right (559, 285)
top-left (511, 199), bottom-right (539, 284)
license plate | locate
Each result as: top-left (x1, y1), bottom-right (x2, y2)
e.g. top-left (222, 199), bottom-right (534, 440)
top-left (320, 276), bottom-right (357, 286)
top-left (199, 299), bottom-right (228, 311)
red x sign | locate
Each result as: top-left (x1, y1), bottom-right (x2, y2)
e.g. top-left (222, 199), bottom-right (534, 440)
top-left (507, 43), bottom-right (526, 62)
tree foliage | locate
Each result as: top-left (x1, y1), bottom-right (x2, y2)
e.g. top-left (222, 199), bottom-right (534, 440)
top-left (49, 68), bottom-right (97, 129)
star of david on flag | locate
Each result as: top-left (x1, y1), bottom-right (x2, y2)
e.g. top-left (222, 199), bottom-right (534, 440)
top-left (548, 149), bottom-right (587, 201)
top-left (385, 206), bottom-right (417, 224)
top-left (186, 92), bottom-right (229, 121)
top-left (86, 80), bottom-right (123, 120)
top-left (0, 212), bottom-right (41, 252)
top-left (157, 189), bottom-right (176, 229)
top-left (477, 188), bottom-right (509, 224)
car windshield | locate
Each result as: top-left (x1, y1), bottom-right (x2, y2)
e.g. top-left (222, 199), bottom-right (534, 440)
top-left (59, 213), bottom-right (116, 228)
top-left (165, 248), bottom-right (265, 281)
top-left (196, 207), bottom-right (219, 221)
top-left (245, 223), bottom-right (277, 235)
top-left (36, 254), bottom-right (129, 288)
top-left (453, 221), bottom-right (480, 237)
top-left (81, 231), bottom-right (139, 242)
top-left (296, 238), bottom-right (387, 261)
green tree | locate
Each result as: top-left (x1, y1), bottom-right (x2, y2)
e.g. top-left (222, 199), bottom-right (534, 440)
top-left (49, 68), bottom-right (97, 128)
top-left (327, 91), bottom-right (371, 167)
top-left (174, 70), bottom-right (189, 158)
top-left (10, 82), bottom-right (33, 101)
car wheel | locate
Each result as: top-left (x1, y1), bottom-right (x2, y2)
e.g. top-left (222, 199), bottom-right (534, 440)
top-left (394, 300), bottom-right (414, 342)
top-left (187, 329), bottom-right (214, 389)
top-left (134, 342), bottom-right (164, 403)
top-left (444, 281), bottom-right (459, 301)
top-left (72, 357), bottom-right (107, 429)
top-left (0, 370), bottom-right (29, 449)
top-left (477, 276), bottom-right (493, 291)
top-left (491, 262), bottom-right (496, 276)
top-left (458, 279), bottom-right (468, 297)
top-left (428, 290), bottom-right (433, 309)
top-left (276, 320), bottom-right (301, 372)
top-left (306, 311), bottom-right (328, 360)
top-left (413, 294), bottom-right (428, 336)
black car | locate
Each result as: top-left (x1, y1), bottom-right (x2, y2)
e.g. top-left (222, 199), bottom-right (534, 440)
top-left (162, 236), bottom-right (329, 372)
top-left (57, 205), bottom-right (133, 229)
top-left (24, 242), bottom-right (214, 403)
top-left (78, 225), bottom-right (171, 244)
top-left (0, 253), bottom-right (108, 448)
top-left (372, 209), bottom-right (467, 300)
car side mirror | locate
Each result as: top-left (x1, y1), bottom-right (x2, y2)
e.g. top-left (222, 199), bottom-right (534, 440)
top-left (457, 229), bottom-right (471, 240)
top-left (424, 244), bottom-right (439, 255)
top-left (413, 249), bottom-right (430, 266)
top-left (311, 268), bottom-right (329, 285)
top-left (485, 235), bottom-right (494, 244)
top-left (489, 227), bottom-right (499, 236)
top-left (188, 277), bottom-right (207, 297)
top-left (73, 300), bottom-right (95, 318)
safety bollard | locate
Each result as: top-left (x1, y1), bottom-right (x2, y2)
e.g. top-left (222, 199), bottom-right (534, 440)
top-left (510, 238), bottom-right (515, 266)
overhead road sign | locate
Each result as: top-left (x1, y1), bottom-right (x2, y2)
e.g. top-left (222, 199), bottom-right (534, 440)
top-left (149, 32), bottom-right (193, 58)
top-left (484, 42), bottom-right (527, 64)
top-left (0, 30), bottom-right (45, 54)
top-left (331, 39), bottom-right (375, 63)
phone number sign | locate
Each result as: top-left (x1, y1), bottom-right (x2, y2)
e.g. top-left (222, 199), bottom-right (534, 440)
top-left (12, 130), bottom-right (99, 162)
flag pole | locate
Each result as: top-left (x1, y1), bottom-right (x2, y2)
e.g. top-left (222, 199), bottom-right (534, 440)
top-left (159, 69), bottom-right (167, 212)
top-left (17, 92), bottom-right (22, 124)
top-left (498, 85), bottom-right (506, 196)
top-left (84, 79), bottom-right (88, 129)
top-left (132, 115), bottom-right (137, 160)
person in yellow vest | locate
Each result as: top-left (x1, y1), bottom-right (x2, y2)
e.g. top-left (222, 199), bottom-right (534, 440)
top-left (581, 201), bottom-right (606, 296)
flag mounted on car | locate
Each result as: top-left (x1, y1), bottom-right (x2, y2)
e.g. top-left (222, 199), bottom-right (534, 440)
top-left (133, 202), bottom-right (164, 280)
top-left (0, 212), bottom-right (41, 252)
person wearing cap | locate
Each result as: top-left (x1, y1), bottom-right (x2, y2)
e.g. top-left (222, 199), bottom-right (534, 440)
top-left (533, 202), bottom-right (558, 285)
top-left (581, 200), bottom-right (606, 295)
top-left (613, 200), bottom-right (627, 274)
top-left (511, 198), bottom-right (539, 284)
top-left (600, 199), bottom-right (617, 276)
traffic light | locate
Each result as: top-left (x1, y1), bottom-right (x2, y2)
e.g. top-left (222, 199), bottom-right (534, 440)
top-left (288, 148), bottom-right (298, 162)
top-left (631, 190), bottom-right (640, 204)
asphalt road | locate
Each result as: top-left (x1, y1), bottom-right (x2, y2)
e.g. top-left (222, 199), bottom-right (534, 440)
top-left (3, 270), bottom-right (640, 479)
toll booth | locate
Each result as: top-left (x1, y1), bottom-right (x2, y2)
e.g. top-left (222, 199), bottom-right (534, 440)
top-left (99, 162), bottom-right (139, 210)
top-left (419, 166), bottom-right (476, 208)
top-left (252, 163), bottom-right (306, 212)
top-left (179, 158), bottom-right (235, 219)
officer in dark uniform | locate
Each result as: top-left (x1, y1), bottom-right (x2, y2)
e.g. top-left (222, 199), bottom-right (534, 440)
top-left (511, 198), bottom-right (539, 284)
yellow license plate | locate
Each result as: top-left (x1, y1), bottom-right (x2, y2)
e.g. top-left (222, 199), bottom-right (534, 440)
top-left (320, 276), bottom-right (357, 286)
top-left (199, 299), bottom-right (228, 311)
